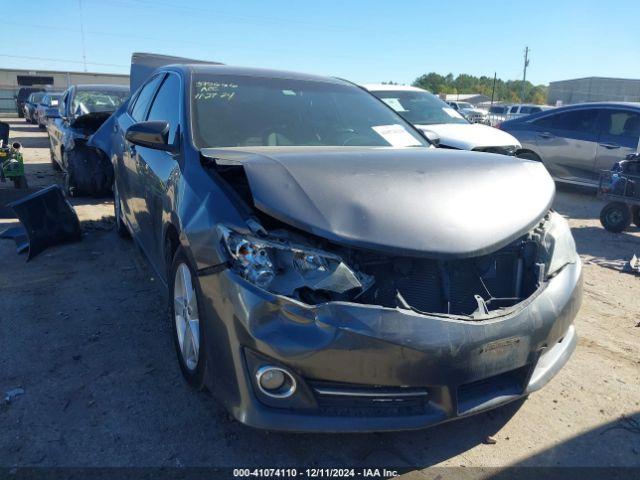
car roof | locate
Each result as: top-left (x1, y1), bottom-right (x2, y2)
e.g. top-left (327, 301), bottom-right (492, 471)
top-left (503, 101), bottom-right (640, 125)
top-left (362, 84), bottom-right (428, 93)
top-left (165, 64), bottom-right (348, 85)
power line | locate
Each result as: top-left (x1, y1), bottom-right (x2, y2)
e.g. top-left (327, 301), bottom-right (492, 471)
top-left (0, 53), bottom-right (128, 69)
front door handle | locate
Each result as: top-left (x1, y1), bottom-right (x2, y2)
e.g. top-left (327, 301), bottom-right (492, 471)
top-left (537, 132), bottom-right (554, 139)
top-left (599, 142), bottom-right (620, 149)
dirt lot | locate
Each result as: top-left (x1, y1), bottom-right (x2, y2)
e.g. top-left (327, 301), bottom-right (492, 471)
top-left (1, 118), bottom-right (639, 476)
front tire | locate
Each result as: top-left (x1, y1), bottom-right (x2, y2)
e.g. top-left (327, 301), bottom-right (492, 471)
top-left (600, 202), bottom-right (631, 233)
top-left (170, 247), bottom-right (208, 389)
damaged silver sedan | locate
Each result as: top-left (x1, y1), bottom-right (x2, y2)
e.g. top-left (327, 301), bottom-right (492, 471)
top-left (98, 63), bottom-right (582, 432)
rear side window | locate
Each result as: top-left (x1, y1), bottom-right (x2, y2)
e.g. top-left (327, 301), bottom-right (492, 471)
top-left (130, 74), bottom-right (164, 122)
top-left (510, 106), bottom-right (519, 113)
top-left (537, 109), bottom-right (599, 133)
top-left (146, 74), bottom-right (181, 145)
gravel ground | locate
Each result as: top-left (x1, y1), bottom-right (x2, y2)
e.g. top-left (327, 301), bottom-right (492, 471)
top-left (0, 119), bottom-right (639, 477)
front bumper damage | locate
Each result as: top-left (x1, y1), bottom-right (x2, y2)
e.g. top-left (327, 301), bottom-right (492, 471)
top-left (197, 259), bottom-right (582, 432)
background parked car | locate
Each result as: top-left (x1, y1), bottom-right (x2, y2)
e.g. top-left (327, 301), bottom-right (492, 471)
top-left (365, 85), bottom-right (521, 155)
top-left (15, 86), bottom-right (45, 118)
top-left (487, 104), bottom-right (510, 126)
top-left (23, 92), bottom-right (46, 123)
top-left (48, 84), bottom-right (129, 196)
top-left (446, 100), bottom-right (490, 124)
top-left (507, 104), bottom-right (553, 119)
top-left (500, 102), bottom-right (640, 187)
top-left (35, 93), bottom-right (62, 129)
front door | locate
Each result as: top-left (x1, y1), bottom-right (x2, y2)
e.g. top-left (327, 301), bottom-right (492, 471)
top-left (532, 108), bottom-right (600, 185)
top-left (595, 108), bottom-right (640, 173)
top-left (136, 72), bottom-right (182, 273)
top-left (118, 74), bottom-right (165, 241)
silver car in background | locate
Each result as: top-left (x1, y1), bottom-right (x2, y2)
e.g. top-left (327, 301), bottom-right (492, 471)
top-left (500, 102), bottom-right (640, 187)
top-left (447, 101), bottom-right (489, 124)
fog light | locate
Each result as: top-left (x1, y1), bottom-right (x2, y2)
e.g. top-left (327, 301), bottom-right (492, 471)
top-left (255, 366), bottom-right (297, 398)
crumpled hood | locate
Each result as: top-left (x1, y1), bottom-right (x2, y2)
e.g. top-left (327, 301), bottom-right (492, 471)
top-left (70, 111), bottom-right (114, 132)
top-left (201, 146), bottom-right (555, 258)
top-left (417, 123), bottom-right (521, 150)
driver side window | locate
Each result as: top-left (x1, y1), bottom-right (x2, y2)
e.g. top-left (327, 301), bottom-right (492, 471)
top-left (130, 74), bottom-right (164, 122)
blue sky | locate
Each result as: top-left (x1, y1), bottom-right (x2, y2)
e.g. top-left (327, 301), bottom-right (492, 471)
top-left (2, 0), bottom-right (639, 85)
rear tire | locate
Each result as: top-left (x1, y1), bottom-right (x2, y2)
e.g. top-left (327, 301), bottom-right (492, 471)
top-left (113, 183), bottom-right (130, 238)
top-left (62, 151), bottom-right (77, 197)
top-left (600, 202), bottom-right (631, 233)
top-left (49, 145), bottom-right (61, 171)
top-left (170, 246), bottom-right (208, 390)
top-left (632, 206), bottom-right (640, 228)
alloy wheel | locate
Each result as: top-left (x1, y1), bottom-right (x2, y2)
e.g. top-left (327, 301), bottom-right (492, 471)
top-left (173, 263), bottom-right (200, 370)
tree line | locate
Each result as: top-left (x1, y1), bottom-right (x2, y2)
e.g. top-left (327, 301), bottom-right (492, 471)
top-left (407, 72), bottom-right (548, 105)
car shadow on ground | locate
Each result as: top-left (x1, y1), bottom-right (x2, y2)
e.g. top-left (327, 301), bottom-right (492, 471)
top-left (481, 412), bottom-right (640, 478)
top-left (553, 184), bottom-right (602, 221)
top-left (14, 135), bottom-right (50, 149)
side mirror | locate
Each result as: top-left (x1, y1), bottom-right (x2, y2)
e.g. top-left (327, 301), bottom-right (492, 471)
top-left (125, 121), bottom-right (174, 152)
top-left (420, 128), bottom-right (440, 147)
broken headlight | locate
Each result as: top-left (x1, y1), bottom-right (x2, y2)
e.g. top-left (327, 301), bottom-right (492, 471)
top-left (539, 211), bottom-right (578, 278)
top-left (219, 226), bottom-right (372, 296)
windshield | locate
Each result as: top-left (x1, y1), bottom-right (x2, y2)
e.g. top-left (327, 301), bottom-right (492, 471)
top-left (191, 74), bottom-right (428, 148)
top-left (72, 89), bottom-right (129, 115)
top-left (458, 102), bottom-right (473, 110)
top-left (46, 94), bottom-right (61, 107)
top-left (371, 90), bottom-right (468, 126)
top-left (31, 93), bottom-right (45, 103)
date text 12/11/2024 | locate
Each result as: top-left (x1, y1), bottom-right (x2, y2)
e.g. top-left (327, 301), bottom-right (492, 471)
top-left (232, 468), bottom-right (400, 478)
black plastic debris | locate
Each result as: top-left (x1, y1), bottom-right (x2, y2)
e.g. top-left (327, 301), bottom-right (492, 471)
top-left (4, 387), bottom-right (24, 404)
top-left (3, 184), bottom-right (81, 260)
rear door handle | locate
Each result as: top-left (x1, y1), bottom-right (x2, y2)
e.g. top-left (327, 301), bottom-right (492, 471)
top-left (599, 143), bottom-right (620, 149)
top-left (537, 132), bottom-right (554, 139)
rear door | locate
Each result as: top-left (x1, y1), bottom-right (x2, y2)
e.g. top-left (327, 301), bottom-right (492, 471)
top-left (595, 108), bottom-right (640, 172)
top-left (531, 108), bottom-right (600, 184)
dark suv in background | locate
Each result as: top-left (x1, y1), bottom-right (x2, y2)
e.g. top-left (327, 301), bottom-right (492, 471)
top-left (500, 102), bottom-right (640, 187)
top-left (16, 86), bottom-right (45, 118)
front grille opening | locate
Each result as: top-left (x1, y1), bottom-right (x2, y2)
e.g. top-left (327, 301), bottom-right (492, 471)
top-left (309, 381), bottom-right (430, 417)
top-left (457, 365), bottom-right (531, 414)
top-left (355, 237), bottom-right (542, 318)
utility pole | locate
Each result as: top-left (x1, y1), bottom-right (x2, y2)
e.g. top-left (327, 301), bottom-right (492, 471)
top-left (520, 46), bottom-right (530, 103)
top-left (490, 72), bottom-right (496, 106)
top-left (79, 0), bottom-right (88, 72)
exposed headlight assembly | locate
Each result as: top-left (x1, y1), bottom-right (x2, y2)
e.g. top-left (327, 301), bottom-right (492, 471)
top-left (219, 226), bottom-right (372, 296)
top-left (539, 211), bottom-right (578, 278)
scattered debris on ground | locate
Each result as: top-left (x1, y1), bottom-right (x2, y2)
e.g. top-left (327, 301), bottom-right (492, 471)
top-left (4, 387), bottom-right (24, 404)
